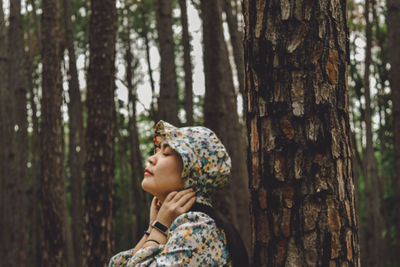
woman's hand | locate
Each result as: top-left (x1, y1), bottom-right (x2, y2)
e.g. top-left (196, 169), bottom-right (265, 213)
top-left (155, 188), bottom-right (196, 227)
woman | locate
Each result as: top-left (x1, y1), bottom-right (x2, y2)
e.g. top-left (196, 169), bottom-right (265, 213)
top-left (109, 120), bottom-right (248, 266)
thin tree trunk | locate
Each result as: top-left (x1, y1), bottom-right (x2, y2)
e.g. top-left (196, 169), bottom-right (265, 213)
top-left (372, 1), bottom-right (392, 261)
top-left (26, 4), bottom-right (41, 266)
top-left (201, 0), bottom-right (251, 253)
top-left (125, 33), bottom-right (146, 242)
top-left (63, 0), bottom-right (84, 266)
top-left (140, 5), bottom-right (157, 122)
top-left (244, 0), bottom-right (360, 265)
top-left (85, 0), bottom-right (117, 265)
top-left (179, 0), bottom-right (194, 125)
top-left (117, 136), bottom-right (130, 249)
top-left (387, 0), bottom-right (400, 262)
top-left (363, 0), bottom-right (386, 265)
top-left (0, 0), bottom-right (8, 261)
top-left (27, 56), bottom-right (42, 267)
top-left (41, 0), bottom-right (66, 265)
top-left (223, 0), bottom-right (245, 98)
top-left (155, 0), bottom-right (179, 125)
top-left (2, 0), bottom-right (29, 265)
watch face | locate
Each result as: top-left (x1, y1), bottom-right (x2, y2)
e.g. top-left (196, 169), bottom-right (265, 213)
top-left (153, 221), bottom-right (168, 232)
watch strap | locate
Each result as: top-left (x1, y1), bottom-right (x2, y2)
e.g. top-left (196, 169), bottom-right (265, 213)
top-left (151, 220), bottom-right (169, 236)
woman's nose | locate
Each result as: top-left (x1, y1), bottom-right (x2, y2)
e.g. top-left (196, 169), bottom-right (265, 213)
top-left (147, 154), bottom-right (156, 165)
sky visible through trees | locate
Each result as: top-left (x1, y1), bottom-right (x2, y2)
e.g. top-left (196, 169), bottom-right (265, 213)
top-left (2, 0), bottom-right (244, 121)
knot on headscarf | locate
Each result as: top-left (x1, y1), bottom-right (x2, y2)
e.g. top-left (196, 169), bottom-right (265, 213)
top-left (154, 120), bottom-right (231, 206)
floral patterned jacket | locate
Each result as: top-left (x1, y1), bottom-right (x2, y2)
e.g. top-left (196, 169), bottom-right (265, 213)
top-left (108, 211), bottom-right (231, 267)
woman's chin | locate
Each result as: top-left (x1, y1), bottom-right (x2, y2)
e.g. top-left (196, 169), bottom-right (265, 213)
top-left (141, 180), bottom-right (150, 192)
top-left (141, 180), bottom-right (155, 195)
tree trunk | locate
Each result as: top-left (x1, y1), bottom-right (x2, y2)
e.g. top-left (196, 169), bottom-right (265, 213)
top-left (41, 0), bottom-right (66, 265)
top-left (179, 0), bottom-right (194, 126)
top-left (243, 0), bottom-right (360, 266)
top-left (201, 0), bottom-right (251, 253)
top-left (85, 0), bottom-right (117, 265)
top-left (140, 5), bottom-right (157, 122)
top-left (362, 0), bottom-right (386, 265)
top-left (124, 21), bottom-right (146, 243)
top-left (27, 56), bottom-right (42, 267)
top-left (223, 0), bottom-right (245, 98)
top-left (2, 0), bottom-right (29, 265)
top-left (387, 0), bottom-right (400, 262)
top-left (63, 0), bottom-right (84, 266)
top-left (154, 0), bottom-right (179, 125)
top-left (26, 4), bottom-right (41, 266)
top-left (0, 0), bottom-right (8, 261)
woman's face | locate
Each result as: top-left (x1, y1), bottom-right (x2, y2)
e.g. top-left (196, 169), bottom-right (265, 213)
top-left (141, 141), bottom-right (184, 203)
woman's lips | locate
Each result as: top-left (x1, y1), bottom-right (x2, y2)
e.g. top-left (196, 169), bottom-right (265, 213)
top-left (144, 168), bottom-right (153, 176)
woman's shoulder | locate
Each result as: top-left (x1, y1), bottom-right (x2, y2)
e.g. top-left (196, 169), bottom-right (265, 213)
top-left (165, 211), bottom-right (230, 265)
top-left (169, 211), bottom-right (215, 231)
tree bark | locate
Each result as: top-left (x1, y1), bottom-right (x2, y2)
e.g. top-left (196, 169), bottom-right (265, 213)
top-left (85, 0), bottom-right (117, 265)
top-left (0, 0), bottom-right (8, 261)
top-left (387, 0), bottom-right (400, 262)
top-left (2, 0), bottom-right (29, 265)
top-left (201, 0), bottom-right (251, 253)
top-left (41, 0), bottom-right (66, 265)
top-left (243, 0), bottom-right (360, 266)
top-left (179, 0), bottom-right (194, 125)
top-left (63, 0), bottom-right (84, 266)
top-left (154, 0), bottom-right (179, 125)
top-left (223, 0), bottom-right (245, 98)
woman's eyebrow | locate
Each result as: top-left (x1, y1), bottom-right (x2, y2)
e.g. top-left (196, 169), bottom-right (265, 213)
top-left (161, 143), bottom-right (171, 150)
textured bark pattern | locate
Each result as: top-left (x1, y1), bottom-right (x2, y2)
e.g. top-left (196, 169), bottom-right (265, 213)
top-left (201, 0), bottom-right (251, 252)
top-left (3, 0), bottom-right (29, 265)
top-left (85, 0), bottom-right (116, 266)
top-left (155, 0), bottom-right (179, 125)
top-left (387, 0), bottom-right (400, 261)
top-left (244, 0), bottom-right (360, 266)
top-left (179, 0), bottom-right (194, 126)
top-left (63, 0), bottom-right (84, 265)
top-left (41, 0), bottom-right (66, 265)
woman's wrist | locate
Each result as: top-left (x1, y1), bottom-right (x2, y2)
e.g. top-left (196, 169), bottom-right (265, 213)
top-left (142, 226), bottom-right (167, 248)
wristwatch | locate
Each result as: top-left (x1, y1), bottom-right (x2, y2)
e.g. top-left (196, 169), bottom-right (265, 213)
top-left (151, 220), bottom-right (169, 236)
top-left (151, 221), bottom-right (168, 236)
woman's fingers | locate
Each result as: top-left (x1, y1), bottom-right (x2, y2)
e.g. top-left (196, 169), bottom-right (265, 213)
top-left (171, 188), bottom-right (193, 201)
top-left (180, 195), bottom-right (196, 212)
top-left (165, 191), bottom-right (178, 201)
top-left (175, 191), bottom-right (196, 207)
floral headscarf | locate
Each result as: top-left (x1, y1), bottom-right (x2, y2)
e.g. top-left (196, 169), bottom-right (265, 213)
top-left (153, 120), bottom-right (231, 206)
